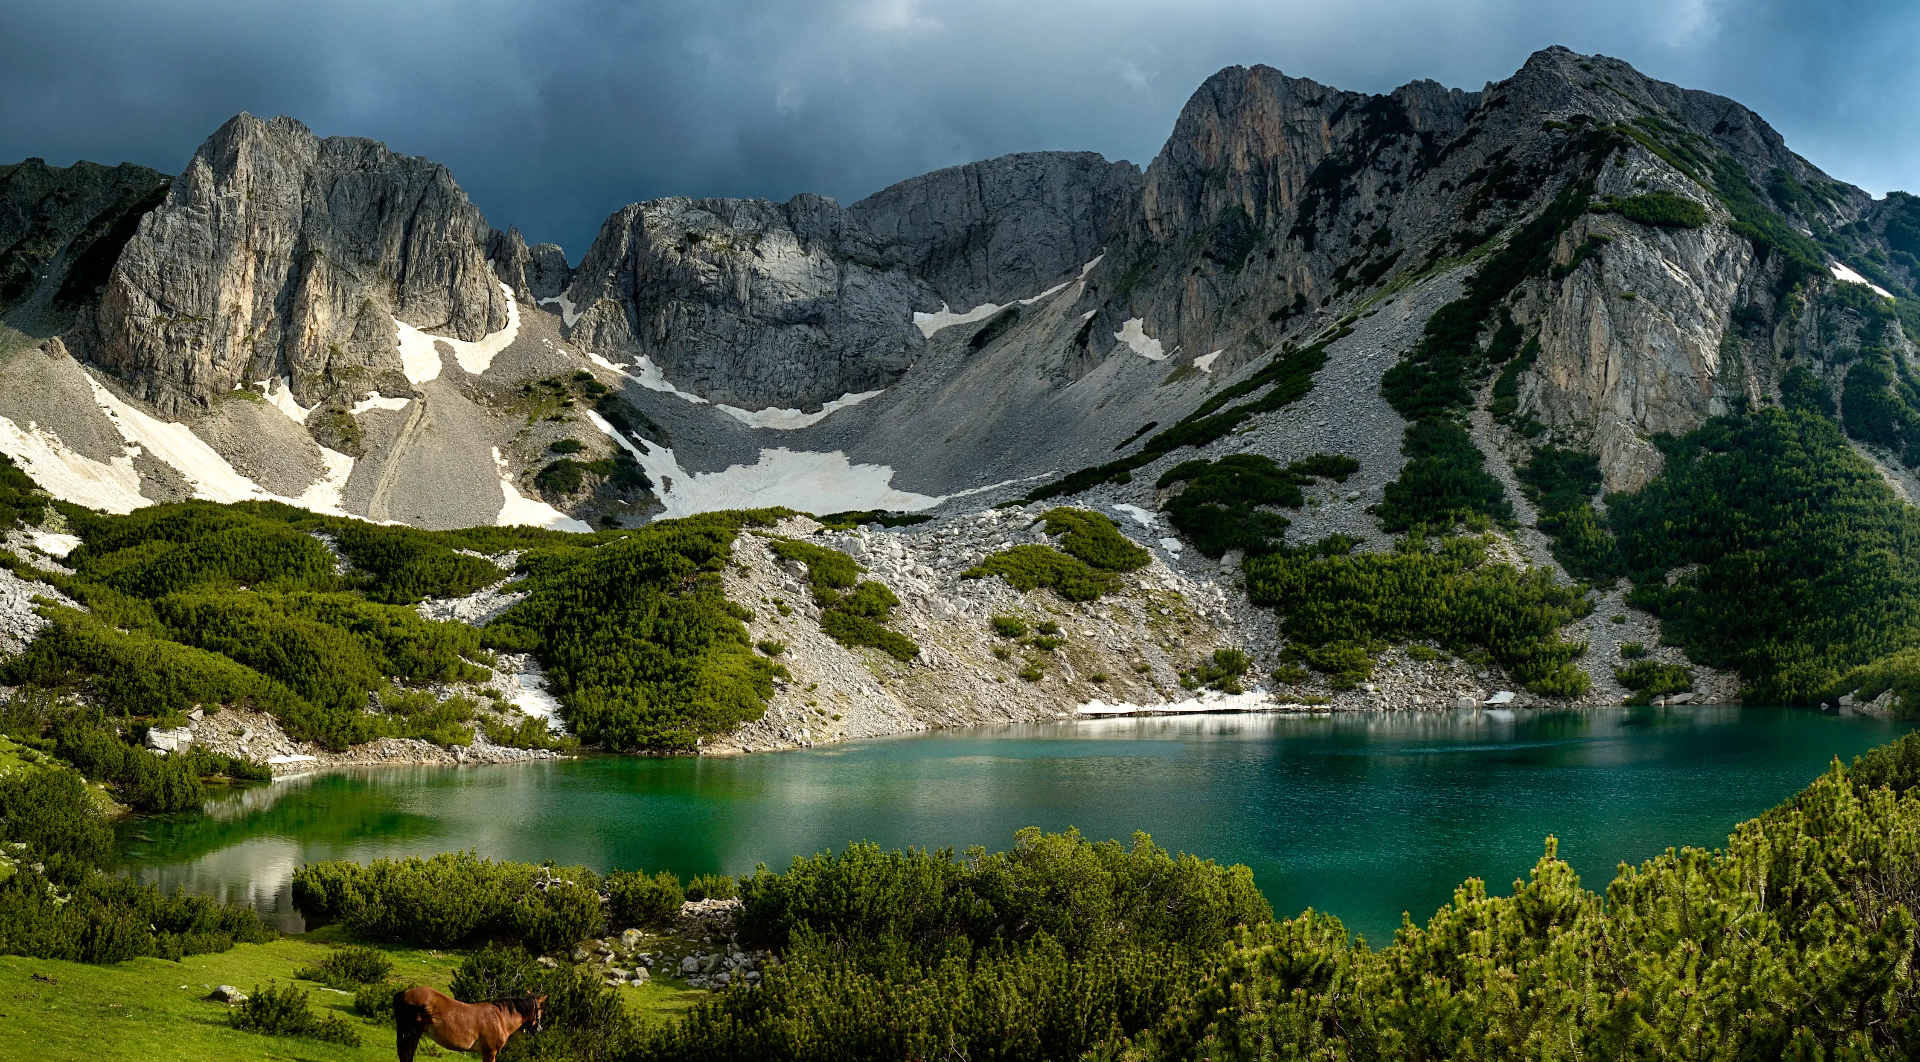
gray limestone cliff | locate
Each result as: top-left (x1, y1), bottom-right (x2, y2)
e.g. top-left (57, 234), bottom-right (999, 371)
top-left (83, 113), bottom-right (509, 414)
top-left (560, 194), bottom-right (934, 411)
top-left (849, 151), bottom-right (1141, 309)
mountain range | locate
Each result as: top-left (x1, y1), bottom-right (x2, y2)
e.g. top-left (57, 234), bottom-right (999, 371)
top-left (5, 44), bottom-right (1920, 744)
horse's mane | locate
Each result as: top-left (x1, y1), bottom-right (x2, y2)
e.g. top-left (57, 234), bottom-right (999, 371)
top-left (494, 994), bottom-right (541, 1021)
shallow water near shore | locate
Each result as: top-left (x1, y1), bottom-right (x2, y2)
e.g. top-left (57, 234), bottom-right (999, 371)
top-left (117, 706), bottom-right (1911, 942)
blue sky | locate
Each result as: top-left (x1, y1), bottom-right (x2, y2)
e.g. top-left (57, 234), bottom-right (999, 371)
top-left (4, 0), bottom-right (1914, 255)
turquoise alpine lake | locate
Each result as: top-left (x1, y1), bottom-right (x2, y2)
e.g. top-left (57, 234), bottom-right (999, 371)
top-left (116, 706), bottom-right (1912, 942)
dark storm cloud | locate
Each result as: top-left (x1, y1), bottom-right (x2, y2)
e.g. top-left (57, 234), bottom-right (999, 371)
top-left (3, 1), bottom-right (1916, 256)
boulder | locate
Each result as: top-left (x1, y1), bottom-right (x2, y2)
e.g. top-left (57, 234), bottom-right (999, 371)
top-left (145, 727), bottom-right (194, 753)
top-left (209, 985), bottom-right (246, 1004)
top-left (619, 928), bottom-right (644, 949)
top-left (1451, 695), bottom-right (1479, 710)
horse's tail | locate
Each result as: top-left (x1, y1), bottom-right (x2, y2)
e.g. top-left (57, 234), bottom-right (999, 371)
top-left (394, 990), bottom-right (430, 1062)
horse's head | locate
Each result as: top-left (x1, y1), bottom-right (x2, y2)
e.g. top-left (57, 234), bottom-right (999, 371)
top-left (525, 994), bottom-right (548, 1033)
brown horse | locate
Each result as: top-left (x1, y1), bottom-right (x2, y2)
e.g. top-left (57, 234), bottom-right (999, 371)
top-left (393, 986), bottom-right (545, 1062)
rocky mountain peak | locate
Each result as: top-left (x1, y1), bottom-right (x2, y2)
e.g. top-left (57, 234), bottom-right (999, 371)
top-left (83, 111), bottom-right (509, 414)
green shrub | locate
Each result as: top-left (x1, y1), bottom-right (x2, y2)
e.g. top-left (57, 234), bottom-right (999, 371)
top-left (353, 979), bottom-right (401, 1023)
top-left (1182, 649), bottom-right (1253, 693)
top-left (331, 521), bottom-right (506, 604)
top-left (1609, 406), bottom-right (1920, 704)
top-left (1614, 661), bottom-right (1693, 703)
top-left (768, 537), bottom-right (863, 592)
top-left (290, 853), bottom-right (601, 952)
top-left (229, 982), bottom-right (361, 1045)
top-left (1039, 508), bottom-right (1150, 571)
top-left (1027, 635), bottom-right (1067, 651)
top-left (1158, 455), bottom-right (1301, 558)
top-left (756, 639), bottom-right (786, 656)
top-left (1518, 445), bottom-right (1621, 581)
top-left (1271, 664), bottom-right (1310, 684)
top-left (964, 545), bottom-right (1118, 602)
top-left (990, 615), bottom-right (1028, 638)
top-left (549, 438), bottom-right (586, 455)
top-left (685, 873), bottom-right (739, 902)
top-left (1247, 535), bottom-right (1590, 696)
top-left (769, 538), bottom-right (921, 660)
top-left (1619, 641), bottom-right (1648, 659)
top-left (1373, 419), bottom-right (1513, 532)
top-left (294, 943), bottom-right (393, 988)
top-left (606, 869), bottom-right (685, 927)
top-left (487, 511), bottom-right (785, 751)
top-left (1595, 191), bottom-right (1708, 228)
top-left (534, 459), bottom-right (593, 494)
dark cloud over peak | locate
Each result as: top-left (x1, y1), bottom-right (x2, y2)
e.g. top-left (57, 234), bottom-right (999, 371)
top-left (4, 1), bottom-right (1916, 257)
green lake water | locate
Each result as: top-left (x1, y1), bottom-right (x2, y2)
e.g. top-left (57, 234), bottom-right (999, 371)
top-left (116, 706), bottom-right (1912, 942)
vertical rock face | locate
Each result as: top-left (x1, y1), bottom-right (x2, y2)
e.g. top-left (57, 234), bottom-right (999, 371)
top-left (562, 194), bottom-right (934, 410)
top-left (849, 151), bottom-right (1141, 309)
top-left (0, 159), bottom-right (170, 340)
top-left (1138, 65), bottom-right (1362, 239)
top-left (89, 113), bottom-right (508, 414)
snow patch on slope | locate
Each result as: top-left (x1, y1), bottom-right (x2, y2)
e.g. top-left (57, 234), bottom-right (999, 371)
top-left (1193, 350), bottom-right (1222, 373)
top-left (1114, 319), bottom-right (1166, 361)
top-left (1111, 503), bottom-right (1159, 528)
top-left (914, 301), bottom-right (1002, 338)
top-left (349, 392), bottom-right (410, 415)
top-left (1831, 262), bottom-right (1895, 299)
top-left (717, 389), bottom-right (885, 430)
top-left (585, 351), bottom-right (709, 405)
top-left (88, 373), bottom-right (358, 516)
top-left (0, 417), bottom-right (147, 514)
top-left (492, 448), bottom-right (592, 532)
top-left (913, 259), bottom-right (1097, 339)
top-left (256, 377), bottom-right (313, 423)
top-left (632, 444), bottom-right (942, 520)
top-left (538, 293), bottom-right (582, 328)
top-left (396, 282), bottom-right (521, 383)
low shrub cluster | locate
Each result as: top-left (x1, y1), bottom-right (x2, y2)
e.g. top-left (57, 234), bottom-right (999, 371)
top-left (486, 511), bottom-right (787, 751)
top-left (1517, 444), bottom-right (1622, 581)
top-left (50, 715), bottom-right (268, 813)
top-left (229, 981), bottom-right (361, 1046)
top-left (1609, 405), bottom-right (1920, 704)
top-left (0, 767), bottom-right (272, 963)
top-left (1038, 507), bottom-right (1151, 571)
top-left (606, 869), bottom-right (685, 927)
top-left (1246, 535), bottom-right (1591, 695)
top-left (1593, 190), bottom-right (1708, 228)
top-left (770, 537), bottom-right (920, 661)
top-left (963, 544), bottom-right (1116, 602)
top-left (1157, 454), bottom-right (1358, 558)
top-left (626, 829), bottom-right (1270, 1062)
top-left (1371, 419), bottom-right (1512, 532)
top-left (0, 500), bottom-right (576, 751)
top-left (1181, 648), bottom-right (1252, 693)
top-left (1614, 660), bottom-right (1693, 703)
top-left (291, 852), bottom-right (603, 954)
top-left (294, 942), bottom-right (393, 989)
